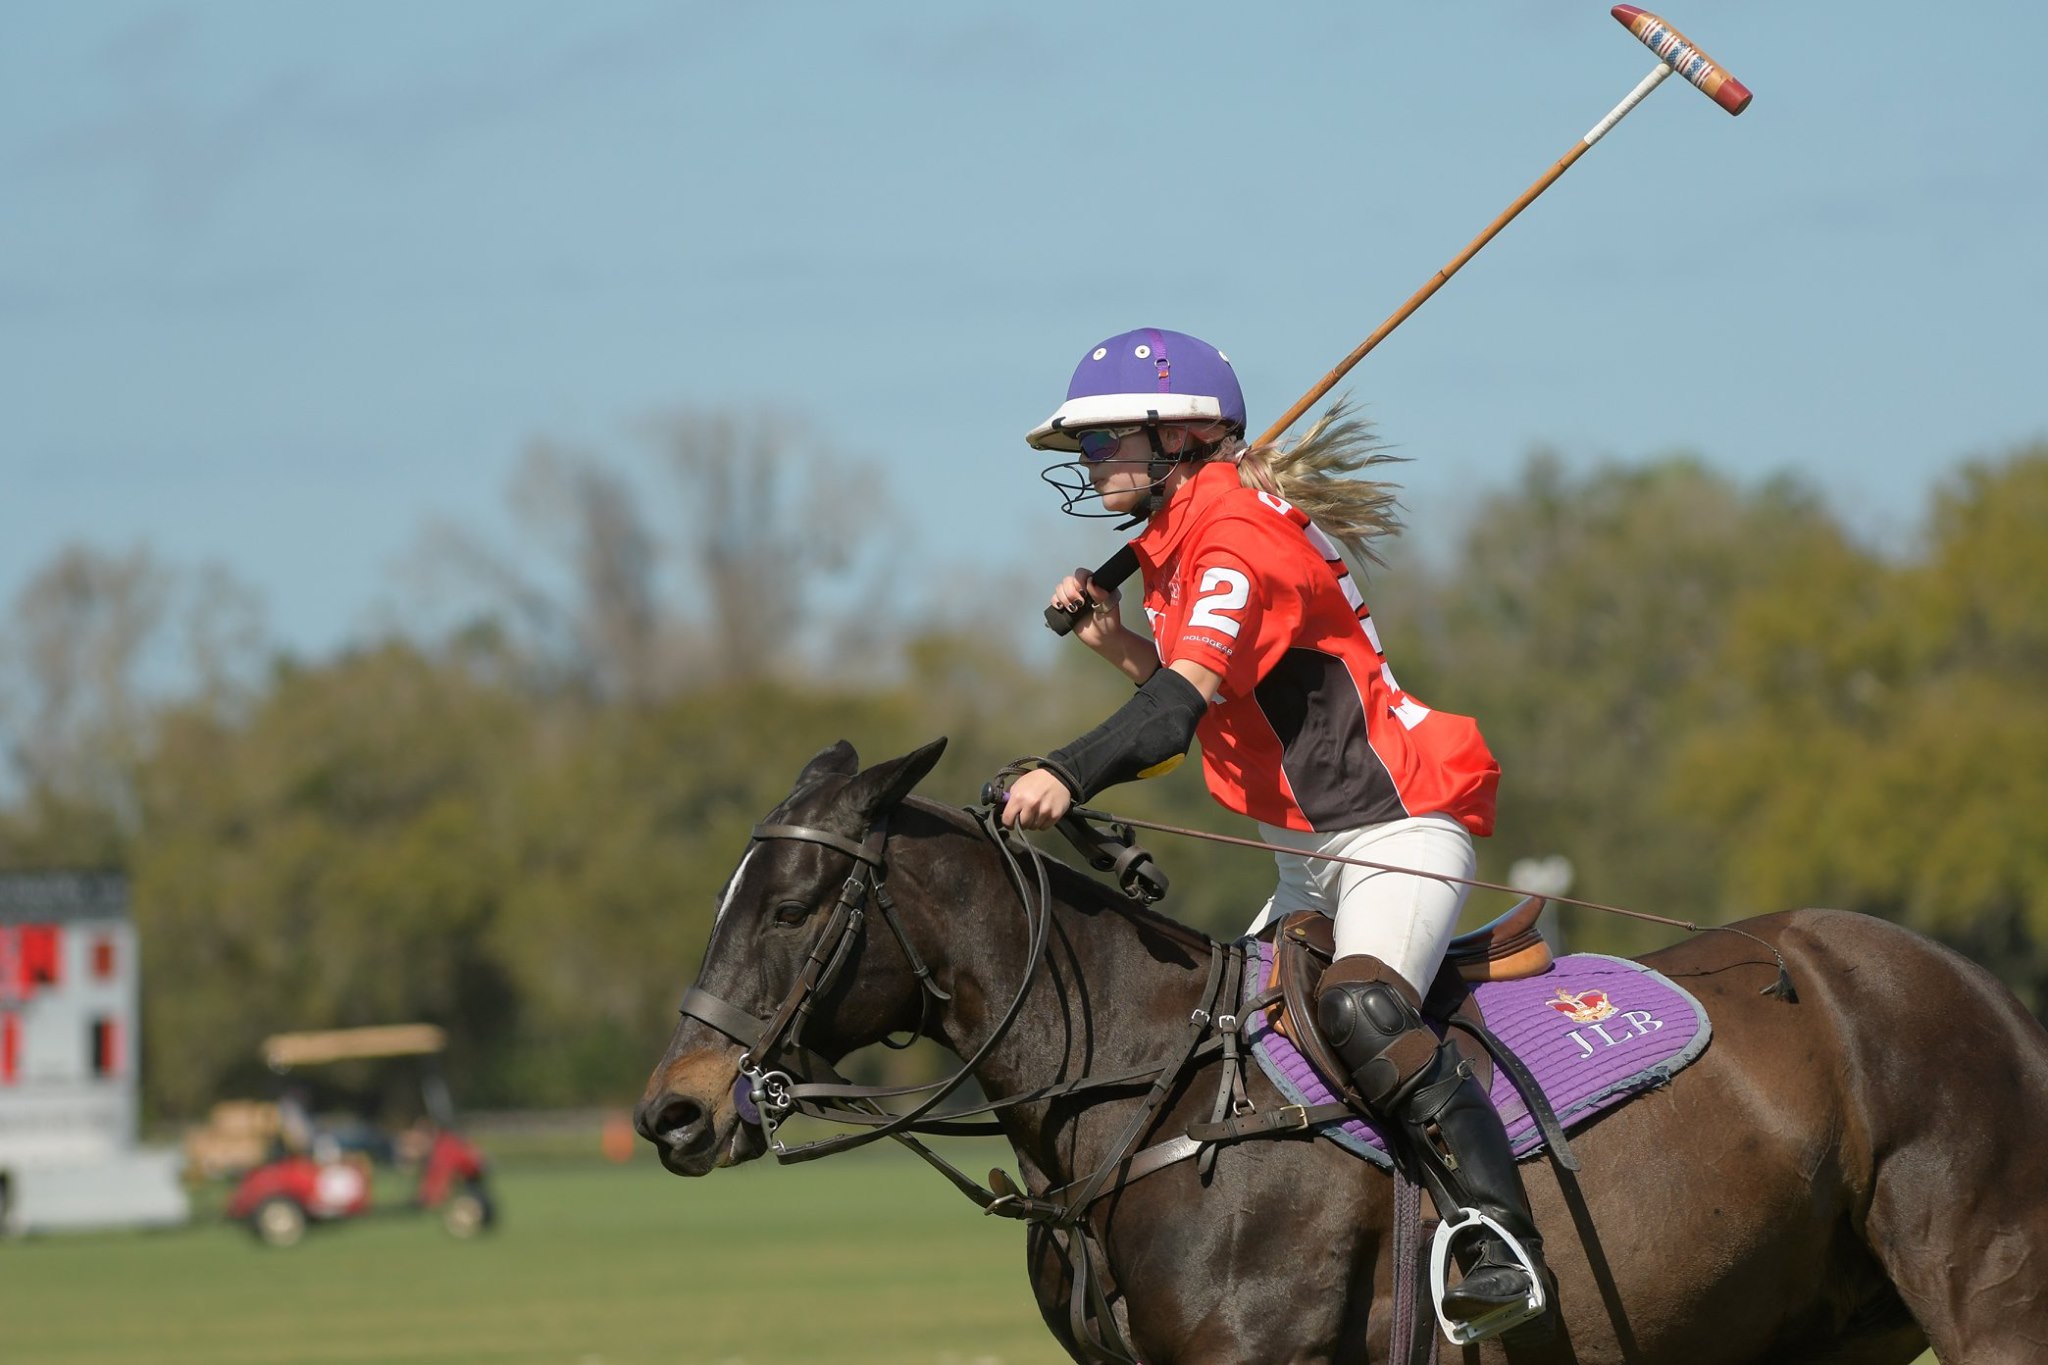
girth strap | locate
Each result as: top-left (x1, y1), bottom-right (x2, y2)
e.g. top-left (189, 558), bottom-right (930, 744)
top-left (1388, 1161), bottom-right (1440, 1365)
top-left (1186, 1100), bottom-right (1355, 1144)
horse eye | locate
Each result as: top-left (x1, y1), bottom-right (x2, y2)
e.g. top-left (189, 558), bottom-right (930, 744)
top-left (773, 900), bottom-right (812, 926)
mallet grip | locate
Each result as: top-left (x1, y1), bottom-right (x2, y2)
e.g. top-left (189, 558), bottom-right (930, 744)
top-left (1611, 6), bottom-right (1752, 114)
top-left (1044, 544), bottom-right (1139, 636)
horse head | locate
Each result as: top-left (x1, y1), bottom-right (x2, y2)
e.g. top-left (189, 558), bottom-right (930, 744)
top-left (635, 737), bottom-right (951, 1176)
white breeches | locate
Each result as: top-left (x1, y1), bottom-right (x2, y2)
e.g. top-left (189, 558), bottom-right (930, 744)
top-left (1243, 813), bottom-right (1477, 998)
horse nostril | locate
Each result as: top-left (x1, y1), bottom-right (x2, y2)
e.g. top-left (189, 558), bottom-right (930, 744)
top-left (638, 1093), bottom-right (710, 1149)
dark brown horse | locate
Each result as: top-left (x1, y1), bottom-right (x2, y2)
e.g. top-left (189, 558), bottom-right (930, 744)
top-left (636, 739), bottom-right (2048, 1363)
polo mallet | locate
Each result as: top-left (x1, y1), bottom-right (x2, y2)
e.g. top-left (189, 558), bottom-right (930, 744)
top-left (1045, 5), bottom-right (1750, 635)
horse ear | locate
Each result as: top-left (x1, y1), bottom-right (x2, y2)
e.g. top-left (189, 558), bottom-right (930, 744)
top-left (841, 737), bottom-right (949, 825)
top-left (795, 740), bottom-right (861, 789)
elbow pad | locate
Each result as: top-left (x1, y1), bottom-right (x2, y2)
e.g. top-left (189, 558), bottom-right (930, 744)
top-left (1047, 667), bottom-right (1207, 803)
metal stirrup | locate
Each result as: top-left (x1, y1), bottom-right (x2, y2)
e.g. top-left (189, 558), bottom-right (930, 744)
top-left (1427, 1208), bottom-right (1548, 1346)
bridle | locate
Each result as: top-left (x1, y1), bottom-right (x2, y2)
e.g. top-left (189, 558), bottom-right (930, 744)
top-left (670, 802), bottom-right (1257, 1364)
top-left (675, 805), bottom-right (1060, 1164)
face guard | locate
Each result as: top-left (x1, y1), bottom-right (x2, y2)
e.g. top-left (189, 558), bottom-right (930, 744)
top-left (1038, 421), bottom-right (1180, 520)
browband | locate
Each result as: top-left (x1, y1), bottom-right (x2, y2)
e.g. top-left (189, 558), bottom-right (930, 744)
top-left (752, 822), bottom-right (883, 865)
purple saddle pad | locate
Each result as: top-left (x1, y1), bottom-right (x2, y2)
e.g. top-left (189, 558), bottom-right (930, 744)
top-left (1239, 938), bottom-right (1711, 1168)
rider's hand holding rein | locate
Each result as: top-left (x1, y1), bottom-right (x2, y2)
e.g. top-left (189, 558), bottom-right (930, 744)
top-left (1001, 768), bottom-right (1073, 831)
top-left (1000, 655), bottom-right (1224, 831)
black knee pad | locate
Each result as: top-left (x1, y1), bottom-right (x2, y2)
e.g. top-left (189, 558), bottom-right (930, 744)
top-left (1359, 982), bottom-right (1424, 1038)
top-left (1318, 981), bottom-right (1434, 1107)
top-left (1317, 980), bottom-right (1420, 1052)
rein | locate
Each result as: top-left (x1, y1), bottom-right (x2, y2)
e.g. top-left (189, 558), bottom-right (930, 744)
top-left (1064, 803), bottom-right (1798, 1000)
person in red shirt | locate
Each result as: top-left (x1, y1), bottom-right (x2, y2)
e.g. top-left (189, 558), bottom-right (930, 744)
top-left (998, 328), bottom-right (1547, 1339)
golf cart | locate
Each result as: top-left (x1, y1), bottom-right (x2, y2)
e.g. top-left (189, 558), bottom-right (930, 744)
top-left (223, 1024), bottom-right (493, 1248)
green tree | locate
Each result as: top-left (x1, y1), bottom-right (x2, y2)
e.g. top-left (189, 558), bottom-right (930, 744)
top-left (1672, 446), bottom-right (2048, 1007)
top-left (1389, 454), bottom-right (1854, 952)
top-left (129, 643), bottom-right (526, 1112)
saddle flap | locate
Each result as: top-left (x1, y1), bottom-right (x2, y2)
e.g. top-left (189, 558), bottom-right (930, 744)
top-left (1269, 913), bottom-right (1358, 1108)
top-left (1267, 912), bottom-right (1499, 1106)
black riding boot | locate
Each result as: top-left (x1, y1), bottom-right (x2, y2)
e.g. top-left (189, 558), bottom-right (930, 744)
top-left (1400, 1035), bottom-right (1550, 1322)
top-left (1317, 955), bottom-right (1550, 1336)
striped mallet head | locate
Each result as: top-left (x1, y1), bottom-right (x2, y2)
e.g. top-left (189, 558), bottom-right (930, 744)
top-left (1612, 6), bottom-right (1752, 115)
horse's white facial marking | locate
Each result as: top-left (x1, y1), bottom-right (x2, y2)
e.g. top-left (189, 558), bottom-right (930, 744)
top-left (713, 846), bottom-right (759, 928)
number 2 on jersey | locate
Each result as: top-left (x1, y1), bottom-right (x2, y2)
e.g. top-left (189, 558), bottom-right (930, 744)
top-left (1187, 567), bottom-right (1250, 638)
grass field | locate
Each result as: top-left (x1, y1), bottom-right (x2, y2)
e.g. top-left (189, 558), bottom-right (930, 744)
top-left (0, 1135), bottom-right (1944, 1365)
top-left (0, 1141), bottom-right (1070, 1365)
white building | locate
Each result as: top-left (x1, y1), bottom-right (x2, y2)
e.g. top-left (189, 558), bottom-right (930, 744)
top-left (0, 871), bottom-right (188, 1234)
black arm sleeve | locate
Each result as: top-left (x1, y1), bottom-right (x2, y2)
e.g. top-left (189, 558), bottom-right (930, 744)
top-left (1045, 667), bottom-right (1207, 802)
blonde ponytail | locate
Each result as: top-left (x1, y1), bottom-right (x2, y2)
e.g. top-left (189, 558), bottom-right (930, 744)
top-left (1227, 398), bottom-right (1403, 568)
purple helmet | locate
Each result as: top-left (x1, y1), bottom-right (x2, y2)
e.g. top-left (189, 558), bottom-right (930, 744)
top-left (1025, 328), bottom-right (1247, 452)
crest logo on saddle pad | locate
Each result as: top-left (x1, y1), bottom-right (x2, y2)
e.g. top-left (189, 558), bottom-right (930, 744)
top-left (1546, 988), bottom-right (1617, 1024)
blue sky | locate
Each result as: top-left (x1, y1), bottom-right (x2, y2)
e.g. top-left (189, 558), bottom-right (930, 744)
top-left (6, 3), bottom-right (2044, 661)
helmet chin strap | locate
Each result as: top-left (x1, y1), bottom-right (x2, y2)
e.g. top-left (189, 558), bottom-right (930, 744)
top-left (1131, 423), bottom-right (1177, 520)
top-left (1128, 421), bottom-right (1231, 521)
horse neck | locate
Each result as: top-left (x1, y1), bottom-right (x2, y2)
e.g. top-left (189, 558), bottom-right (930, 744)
top-left (900, 813), bottom-right (1223, 1179)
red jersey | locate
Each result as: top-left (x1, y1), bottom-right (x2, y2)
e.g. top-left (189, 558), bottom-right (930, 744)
top-left (1129, 462), bottom-right (1498, 836)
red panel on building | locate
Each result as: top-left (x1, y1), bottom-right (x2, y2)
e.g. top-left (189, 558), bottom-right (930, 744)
top-left (21, 924), bottom-right (61, 987)
top-left (93, 935), bottom-right (117, 979)
top-left (1, 1012), bottom-right (18, 1084)
top-left (92, 1016), bottom-right (123, 1077)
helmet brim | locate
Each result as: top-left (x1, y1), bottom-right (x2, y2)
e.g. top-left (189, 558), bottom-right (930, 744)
top-left (1025, 394), bottom-right (1237, 451)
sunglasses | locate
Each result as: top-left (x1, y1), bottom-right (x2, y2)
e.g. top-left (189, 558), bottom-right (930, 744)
top-left (1075, 426), bottom-right (1147, 463)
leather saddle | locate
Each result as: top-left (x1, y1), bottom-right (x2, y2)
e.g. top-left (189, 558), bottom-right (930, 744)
top-left (1264, 897), bottom-right (1553, 1107)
